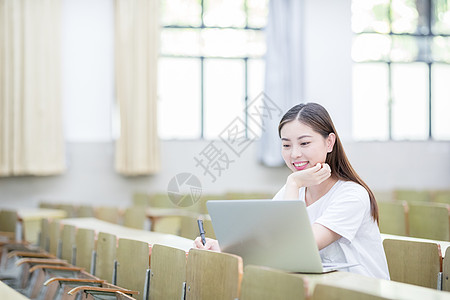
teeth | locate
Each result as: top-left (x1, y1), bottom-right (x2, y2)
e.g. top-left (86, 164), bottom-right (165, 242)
top-left (294, 162), bottom-right (307, 167)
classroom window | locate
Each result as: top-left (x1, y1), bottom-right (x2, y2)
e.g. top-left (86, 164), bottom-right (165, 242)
top-left (351, 0), bottom-right (450, 141)
top-left (158, 0), bottom-right (268, 140)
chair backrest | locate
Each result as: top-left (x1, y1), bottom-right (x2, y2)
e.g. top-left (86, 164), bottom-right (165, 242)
top-left (78, 205), bottom-right (96, 218)
top-left (225, 192), bottom-right (274, 200)
top-left (123, 207), bottom-right (146, 229)
top-left (383, 239), bottom-right (441, 289)
top-left (179, 215), bottom-right (199, 240)
top-left (394, 189), bottom-right (431, 203)
top-left (57, 204), bottom-right (77, 218)
top-left (153, 216), bottom-right (181, 235)
top-left (133, 192), bottom-right (151, 207)
top-left (240, 265), bottom-right (306, 300)
top-left (116, 238), bottom-right (150, 300)
top-left (96, 206), bottom-right (121, 224)
top-left (148, 244), bottom-right (187, 300)
top-left (432, 190), bottom-right (450, 204)
top-left (378, 201), bottom-right (408, 236)
top-left (75, 228), bottom-right (96, 271)
top-left (39, 218), bottom-right (50, 251)
top-left (311, 283), bottom-right (389, 300)
top-left (95, 232), bottom-right (117, 282)
top-left (150, 194), bottom-right (176, 208)
top-left (443, 246), bottom-right (450, 291)
top-left (0, 209), bottom-right (18, 234)
top-left (49, 220), bottom-right (62, 256)
top-left (408, 202), bottom-right (450, 241)
top-left (185, 248), bottom-right (243, 300)
top-left (61, 224), bottom-right (77, 264)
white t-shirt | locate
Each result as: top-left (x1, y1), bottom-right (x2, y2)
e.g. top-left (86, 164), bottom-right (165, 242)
top-left (273, 180), bottom-right (390, 280)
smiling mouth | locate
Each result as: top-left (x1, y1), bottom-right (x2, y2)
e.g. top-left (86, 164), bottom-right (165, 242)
top-left (293, 162), bottom-right (308, 170)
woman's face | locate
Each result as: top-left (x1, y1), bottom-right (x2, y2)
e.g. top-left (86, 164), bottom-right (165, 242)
top-left (280, 120), bottom-right (334, 173)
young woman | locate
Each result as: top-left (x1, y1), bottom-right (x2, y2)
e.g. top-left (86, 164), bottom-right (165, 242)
top-left (195, 102), bottom-right (390, 280)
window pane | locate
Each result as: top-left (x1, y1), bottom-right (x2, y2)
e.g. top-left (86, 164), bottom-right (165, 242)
top-left (391, 0), bottom-right (423, 34)
top-left (352, 34), bottom-right (391, 62)
top-left (432, 36), bottom-right (450, 62)
top-left (390, 35), bottom-right (427, 62)
top-left (204, 0), bottom-right (246, 27)
top-left (247, 0), bottom-right (269, 28)
top-left (201, 28), bottom-right (265, 58)
top-left (161, 28), bottom-right (201, 57)
top-left (248, 59), bottom-right (266, 138)
top-left (352, 63), bottom-right (389, 140)
top-left (433, 0), bottom-right (450, 34)
top-left (158, 58), bottom-right (201, 139)
top-left (204, 59), bottom-right (245, 139)
top-left (161, 0), bottom-right (201, 26)
top-left (351, 0), bottom-right (390, 33)
top-left (432, 64), bottom-right (450, 140)
top-left (391, 63), bottom-right (429, 140)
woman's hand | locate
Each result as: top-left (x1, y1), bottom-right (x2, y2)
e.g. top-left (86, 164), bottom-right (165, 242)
top-left (193, 237), bottom-right (221, 252)
top-left (284, 163), bottom-right (331, 200)
top-left (288, 163), bottom-right (331, 188)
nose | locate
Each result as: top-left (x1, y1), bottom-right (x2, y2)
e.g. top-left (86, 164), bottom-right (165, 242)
top-left (290, 145), bottom-right (302, 159)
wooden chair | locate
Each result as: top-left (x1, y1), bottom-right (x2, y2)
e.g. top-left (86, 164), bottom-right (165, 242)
top-left (116, 238), bottom-right (151, 300)
top-left (96, 206), bottom-right (121, 224)
top-left (378, 201), bottom-right (408, 236)
top-left (225, 192), bottom-right (274, 200)
top-left (383, 239), bottom-right (442, 289)
top-left (179, 215), bottom-right (199, 240)
top-left (75, 228), bottom-right (96, 272)
top-left (0, 209), bottom-right (18, 240)
top-left (394, 189), bottom-right (431, 203)
top-left (432, 190), bottom-right (450, 205)
top-left (133, 192), bottom-right (151, 207)
top-left (185, 248), bottom-right (243, 300)
top-left (373, 190), bottom-right (393, 202)
top-left (239, 265), bottom-right (306, 300)
top-left (148, 244), bottom-right (187, 300)
top-left (57, 204), bottom-right (78, 218)
top-left (39, 218), bottom-right (50, 251)
top-left (123, 206), bottom-right (147, 229)
top-left (67, 285), bottom-right (138, 300)
top-left (443, 247), bottom-right (450, 291)
top-left (311, 283), bottom-right (389, 300)
top-left (48, 220), bottom-right (62, 257)
top-left (153, 216), bottom-right (181, 235)
top-left (408, 202), bottom-right (450, 241)
top-left (94, 232), bottom-right (117, 283)
top-left (61, 224), bottom-right (77, 264)
top-left (78, 205), bottom-right (95, 218)
top-left (150, 193), bottom-right (177, 208)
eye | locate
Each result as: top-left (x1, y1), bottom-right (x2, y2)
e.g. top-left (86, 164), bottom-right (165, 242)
top-left (282, 144), bottom-right (291, 148)
top-left (300, 142), bottom-right (310, 146)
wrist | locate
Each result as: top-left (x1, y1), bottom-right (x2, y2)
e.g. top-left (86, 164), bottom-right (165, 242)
top-left (286, 174), bottom-right (301, 189)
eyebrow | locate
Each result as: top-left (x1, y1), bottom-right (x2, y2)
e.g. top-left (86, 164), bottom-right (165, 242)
top-left (281, 135), bottom-right (312, 141)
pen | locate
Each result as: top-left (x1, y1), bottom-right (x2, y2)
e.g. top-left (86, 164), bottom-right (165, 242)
top-left (197, 219), bottom-right (206, 246)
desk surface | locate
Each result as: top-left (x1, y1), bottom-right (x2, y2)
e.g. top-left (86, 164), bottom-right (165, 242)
top-left (0, 280), bottom-right (30, 300)
top-left (60, 218), bottom-right (194, 252)
top-left (17, 208), bottom-right (67, 221)
top-left (298, 271), bottom-right (450, 300)
top-left (381, 233), bottom-right (450, 258)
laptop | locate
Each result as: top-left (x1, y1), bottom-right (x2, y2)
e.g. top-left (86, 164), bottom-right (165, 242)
top-left (206, 199), bottom-right (357, 273)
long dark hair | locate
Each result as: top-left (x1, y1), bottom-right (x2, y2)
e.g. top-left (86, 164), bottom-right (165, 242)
top-left (278, 103), bottom-right (379, 224)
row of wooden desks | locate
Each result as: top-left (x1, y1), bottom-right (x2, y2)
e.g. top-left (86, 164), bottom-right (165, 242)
top-left (298, 271), bottom-right (450, 300)
top-left (381, 233), bottom-right (450, 257)
top-left (60, 217), bottom-right (194, 252)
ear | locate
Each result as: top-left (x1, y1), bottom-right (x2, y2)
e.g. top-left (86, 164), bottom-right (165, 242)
top-left (326, 133), bottom-right (336, 153)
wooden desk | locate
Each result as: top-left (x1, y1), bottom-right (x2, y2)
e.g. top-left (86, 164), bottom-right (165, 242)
top-left (297, 271), bottom-right (450, 300)
top-left (381, 233), bottom-right (450, 258)
top-left (0, 280), bottom-right (30, 299)
top-left (145, 207), bottom-right (201, 231)
top-left (60, 218), bottom-right (194, 252)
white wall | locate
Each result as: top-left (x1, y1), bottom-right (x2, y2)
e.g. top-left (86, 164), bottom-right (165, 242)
top-left (1, 0), bottom-right (450, 209)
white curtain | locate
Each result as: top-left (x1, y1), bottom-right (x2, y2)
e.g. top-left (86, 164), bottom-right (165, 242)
top-left (114, 0), bottom-right (160, 175)
top-left (0, 0), bottom-right (65, 176)
top-left (259, 0), bottom-right (304, 167)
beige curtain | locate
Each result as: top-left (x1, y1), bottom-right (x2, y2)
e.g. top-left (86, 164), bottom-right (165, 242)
top-left (115, 0), bottom-right (160, 175)
top-left (0, 0), bottom-right (65, 176)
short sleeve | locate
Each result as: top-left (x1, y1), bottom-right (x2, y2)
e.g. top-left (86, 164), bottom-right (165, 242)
top-left (314, 183), bottom-right (370, 243)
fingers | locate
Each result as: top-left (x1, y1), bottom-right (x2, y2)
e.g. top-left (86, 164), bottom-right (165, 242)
top-left (193, 237), bottom-right (221, 251)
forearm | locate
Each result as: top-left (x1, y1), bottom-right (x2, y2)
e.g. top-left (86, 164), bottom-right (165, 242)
top-left (283, 176), bottom-right (300, 200)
